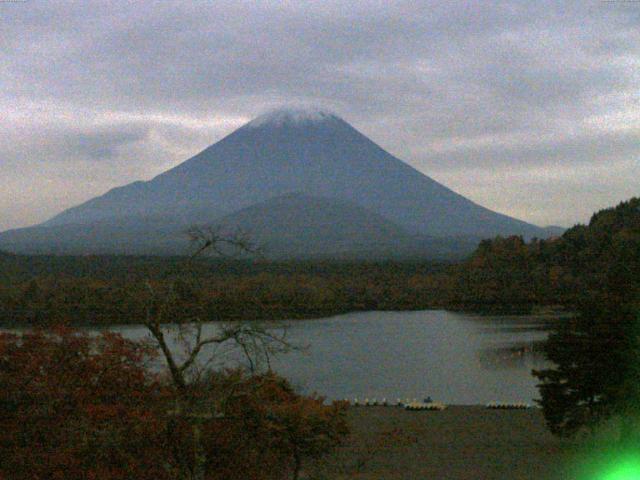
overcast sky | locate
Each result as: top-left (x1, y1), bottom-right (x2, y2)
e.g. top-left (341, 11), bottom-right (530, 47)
top-left (1, 0), bottom-right (638, 231)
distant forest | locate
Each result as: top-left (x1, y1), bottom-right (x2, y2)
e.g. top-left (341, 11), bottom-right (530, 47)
top-left (1, 197), bottom-right (638, 326)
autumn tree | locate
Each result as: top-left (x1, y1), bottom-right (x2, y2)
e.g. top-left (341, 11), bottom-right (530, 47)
top-left (0, 327), bottom-right (169, 480)
top-left (192, 370), bottom-right (348, 480)
top-left (140, 226), bottom-right (347, 479)
top-left (0, 328), bottom-right (348, 480)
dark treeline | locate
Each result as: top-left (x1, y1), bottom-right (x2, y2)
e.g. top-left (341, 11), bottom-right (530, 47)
top-left (0, 256), bottom-right (454, 326)
top-left (1, 197), bottom-right (638, 325)
top-left (450, 197), bottom-right (640, 312)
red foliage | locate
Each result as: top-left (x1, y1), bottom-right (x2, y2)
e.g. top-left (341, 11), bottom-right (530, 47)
top-left (0, 329), bottom-right (349, 480)
top-left (199, 371), bottom-right (349, 479)
top-left (0, 327), bottom-right (169, 480)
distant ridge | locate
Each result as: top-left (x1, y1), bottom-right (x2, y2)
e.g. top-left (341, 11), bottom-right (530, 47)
top-left (215, 193), bottom-right (480, 259)
top-left (0, 108), bottom-right (555, 258)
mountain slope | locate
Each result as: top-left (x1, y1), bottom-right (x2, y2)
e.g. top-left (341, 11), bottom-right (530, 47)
top-left (216, 193), bottom-right (480, 259)
top-left (41, 109), bottom-right (545, 237)
top-left (1, 108), bottom-right (551, 257)
top-left (0, 194), bottom-right (481, 259)
top-left (0, 216), bottom-right (191, 255)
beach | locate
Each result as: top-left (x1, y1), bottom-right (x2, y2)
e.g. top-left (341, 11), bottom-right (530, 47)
top-left (308, 405), bottom-right (574, 480)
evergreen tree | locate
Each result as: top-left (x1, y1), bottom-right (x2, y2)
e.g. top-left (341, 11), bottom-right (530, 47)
top-left (533, 198), bottom-right (640, 439)
top-left (533, 300), bottom-right (640, 438)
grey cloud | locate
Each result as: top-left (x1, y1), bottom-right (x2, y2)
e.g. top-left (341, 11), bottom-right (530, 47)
top-left (0, 0), bottom-right (639, 230)
top-left (420, 130), bottom-right (640, 171)
top-left (70, 126), bottom-right (150, 160)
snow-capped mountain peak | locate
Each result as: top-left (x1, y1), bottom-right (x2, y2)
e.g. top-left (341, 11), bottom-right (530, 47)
top-left (245, 107), bottom-right (339, 128)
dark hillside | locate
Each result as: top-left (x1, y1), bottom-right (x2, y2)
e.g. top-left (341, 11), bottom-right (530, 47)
top-left (451, 197), bottom-right (640, 311)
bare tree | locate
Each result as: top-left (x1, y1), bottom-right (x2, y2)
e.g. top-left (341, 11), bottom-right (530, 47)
top-left (143, 294), bottom-right (293, 394)
top-left (141, 227), bottom-right (294, 480)
top-left (185, 225), bottom-right (259, 261)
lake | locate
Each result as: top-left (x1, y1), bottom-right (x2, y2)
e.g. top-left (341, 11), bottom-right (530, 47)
top-left (104, 310), bottom-right (554, 405)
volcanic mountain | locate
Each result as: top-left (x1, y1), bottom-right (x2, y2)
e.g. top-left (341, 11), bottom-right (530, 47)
top-left (0, 108), bottom-right (553, 258)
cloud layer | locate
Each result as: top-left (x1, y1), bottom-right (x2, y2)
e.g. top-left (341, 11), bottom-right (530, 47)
top-left (1, 0), bottom-right (638, 231)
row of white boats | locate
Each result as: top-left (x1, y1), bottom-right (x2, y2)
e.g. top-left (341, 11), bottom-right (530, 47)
top-left (346, 398), bottom-right (531, 410)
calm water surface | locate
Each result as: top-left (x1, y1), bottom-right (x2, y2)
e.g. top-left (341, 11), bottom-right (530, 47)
top-left (105, 310), bottom-right (554, 405)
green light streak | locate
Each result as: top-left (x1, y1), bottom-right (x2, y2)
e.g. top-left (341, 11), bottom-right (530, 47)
top-left (564, 443), bottom-right (640, 480)
top-left (599, 456), bottom-right (640, 480)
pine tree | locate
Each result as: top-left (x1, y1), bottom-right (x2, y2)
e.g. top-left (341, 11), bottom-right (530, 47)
top-left (533, 297), bottom-right (640, 439)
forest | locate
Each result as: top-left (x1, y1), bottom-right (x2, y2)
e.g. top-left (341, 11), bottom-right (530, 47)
top-left (451, 197), bottom-right (640, 311)
top-left (1, 197), bottom-right (638, 326)
top-left (0, 256), bottom-right (453, 326)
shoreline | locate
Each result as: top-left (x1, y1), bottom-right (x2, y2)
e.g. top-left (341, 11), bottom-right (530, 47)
top-left (0, 304), bottom-right (570, 329)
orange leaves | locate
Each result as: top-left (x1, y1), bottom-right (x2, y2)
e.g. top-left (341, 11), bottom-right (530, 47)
top-left (0, 330), bottom-right (349, 480)
top-left (0, 328), bottom-right (167, 480)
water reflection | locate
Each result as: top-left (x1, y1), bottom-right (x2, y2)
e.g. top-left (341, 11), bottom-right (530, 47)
top-left (478, 341), bottom-right (547, 370)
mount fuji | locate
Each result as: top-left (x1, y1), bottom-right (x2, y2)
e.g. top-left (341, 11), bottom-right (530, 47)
top-left (0, 108), bottom-right (554, 258)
